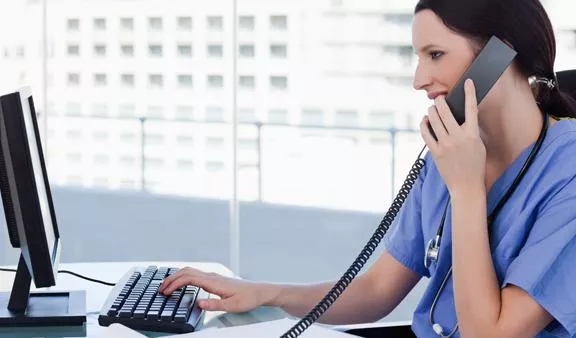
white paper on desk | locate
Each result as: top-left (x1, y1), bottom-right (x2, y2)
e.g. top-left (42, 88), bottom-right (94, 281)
top-left (170, 318), bottom-right (354, 337)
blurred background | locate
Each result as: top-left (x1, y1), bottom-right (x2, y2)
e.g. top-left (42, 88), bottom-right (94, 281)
top-left (0, 0), bottom-right (574, 322)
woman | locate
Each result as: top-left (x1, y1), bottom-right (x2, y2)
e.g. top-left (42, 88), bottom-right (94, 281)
top-left (160, 0), bottom-right (576, 336)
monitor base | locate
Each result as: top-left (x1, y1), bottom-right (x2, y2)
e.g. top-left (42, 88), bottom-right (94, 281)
top-left (0, 290), bottom-right (86, 327)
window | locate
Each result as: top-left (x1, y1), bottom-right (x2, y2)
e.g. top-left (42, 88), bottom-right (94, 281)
top-left (239, 75), bottom-right (255, 90)
top-left (301, 109), bottom-right (323, 126)
top-left (93, 154), bottom-right (109, 165)
top-left (94, 18), bottom-right (106, 31)
top-left (120, 18), bottom-right (134, 31)
top-left (177, 74), bottom-right (193, 88)
top-left (92, 103), bottom-right (108, 116)
top-left (270, 44), bottom-right (287, 58)
top-left (177, 135), bottom-right (194, 146)
top-left (94, 73), bottom-right (107, 86)
top-left (145, 157), bottom-right (165, 169)
top-left (66, 153), bottom-right (83, 163)
top-left (177, 160), bottom-right (195, 170)
top-left (67, 73), bottom-right (80, 86)
top-left (94, 44), bottom-right (106, 57)
top-left (207, 75), bottom-right (224, 89)
top-left (121, 74), bottom-right (135, 87)
top-left (121, 44), bottom-right (134, 57)
top-left (335, 110), bottom-right (359, 127)
top-left (270, 76), bottom-right (288, 90)
top-left (175, 106), bottom-right (194, 120)
top-left (146, 134), bottom-right (165, 145)
top-left (206, 106), bottom-right (224, 121)
top-left (67, 18), bottom-right (80, 31)
top-left (177, 44), bottom-right (193, 57)
top-left (119, 104), bottom-right (136, 117)
top-left (177, 17), bottom-right (192, 31)
top-left (206, 137), bottom-right (225, 149)
top-left (268, 109), bottom-right (288, 124)
top-left (67, 44), bottom-right (80, 56)
top-left (93, 177), bottom-right (109, 186)
top-left (66, 130), bottom-right (82, 140)
top-left (207, 16), bottom-right (223, 31)
top-left (149, 74), bottom-right (163, 88)
top-left (207, 44), bottom-right (223, 58)
top-left (149, 44), bottom-right (163, 57)
top-left (66, 102), bottom-right (82, 116)
top-left (239, 15), bottom-right (255, 30)
top-left (239, 108), bottom-right (257, 123)
top-left (119, 132), bottom-right (137, 143)
top-left (92, 131), bottom-right (109, 141)
top-left (369, 111), bottom-right (394, 128)
top-left (239, 44), bottom-right (255, 58)
top-left (148, 17), bottom-right (163, 31)
top-left (120, 156), bottom-right (137, 166)
top-left (206, 161), bottom-right (225, 172)
top-left (239, 137), bottom-right (258, 150)
top-left (270, 15), bottom-right (287, 30)
top-left (146, 106), bottom-right (163, 118)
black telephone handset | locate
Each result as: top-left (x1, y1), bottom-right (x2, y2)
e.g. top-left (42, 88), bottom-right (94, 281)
top-left (280, 36), bottom-right (517, 338)
top-left (429, 36), bottom-right (517, 140)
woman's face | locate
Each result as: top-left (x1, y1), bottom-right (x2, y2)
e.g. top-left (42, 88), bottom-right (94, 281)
top-left (411, 9), bottom-right (477, 101)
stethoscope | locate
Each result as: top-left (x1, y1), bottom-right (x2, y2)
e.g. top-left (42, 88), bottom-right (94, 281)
top-left (424, 111), bottom-right (549, 337)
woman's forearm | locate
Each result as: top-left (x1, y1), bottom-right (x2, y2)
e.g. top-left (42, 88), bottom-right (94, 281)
top-left (451, 185), bottom-right (501, 337)
top-left (262, 274), bottom-right (391, 325)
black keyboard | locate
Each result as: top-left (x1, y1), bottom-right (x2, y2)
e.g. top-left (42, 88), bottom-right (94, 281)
top-left (98, 266), bottom-right (208, 334)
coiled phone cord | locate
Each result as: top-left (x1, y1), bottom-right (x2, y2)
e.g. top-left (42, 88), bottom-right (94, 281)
top-left (280, 145), bottom-right (428, 338)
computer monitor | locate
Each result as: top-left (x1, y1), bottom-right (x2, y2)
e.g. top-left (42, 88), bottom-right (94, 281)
top-left (0, 87), bottom-right (86, 327)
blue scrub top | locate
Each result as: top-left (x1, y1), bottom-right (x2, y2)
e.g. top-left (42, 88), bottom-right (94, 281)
top-left (384, 118), bottom-right (576, 338)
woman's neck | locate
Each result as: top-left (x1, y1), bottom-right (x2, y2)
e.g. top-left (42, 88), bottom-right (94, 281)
top-left (478, 81), bottom-right (551, 182)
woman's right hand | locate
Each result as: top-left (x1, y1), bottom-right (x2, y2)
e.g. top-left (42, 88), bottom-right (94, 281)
top-left (158, 267), bottom-right (278, 313)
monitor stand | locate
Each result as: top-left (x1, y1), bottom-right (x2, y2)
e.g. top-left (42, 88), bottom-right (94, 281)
top-left (0, 255), bottom-right (86, 327)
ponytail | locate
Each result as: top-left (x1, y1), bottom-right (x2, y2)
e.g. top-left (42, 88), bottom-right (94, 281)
top-left (533, 76), bottom-right (576, 119)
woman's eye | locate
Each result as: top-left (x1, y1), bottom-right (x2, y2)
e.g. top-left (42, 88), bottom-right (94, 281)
top-left (430, 51), bottom-right (444, 60)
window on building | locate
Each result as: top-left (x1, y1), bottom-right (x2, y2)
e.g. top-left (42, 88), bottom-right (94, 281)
top-left (369, 111), bottom-right (394, 128)
top-left (94, 73), bottom-right (107, 86)
top-left (207, 75), bottom-right (224, 89)
top-left (207, 44), bottom-right (223, 58)
top-left (94, 18), bottom-right (106, 31)
top-left (94, 44), bottom-right (106, 57)
top-left (149, 74), bottom-right (163, 88)
top-left (120, 17), bottom-right (134, 31)
top-left (270, 15), bottom-right (287, 30)
top-left (301, 109), bottom-right (323, 126)
top-left (67, 18), bottom-right (80, 31)
top-left (177, 74), bottom-right (193, 88)
top-left (175, 106), bottom-right (194, 120)
top-left (149, 44), bottom-right (163, 57)
top-left (239, 108), bottom-right (257, 123)
top-left (239, 75), bottom-right (255, 90)
top-left (121, 74), bottom-right (135, 87)
top-left (270, 44), bottom-right (287, 58)
top-left (67, 73), bottom-right (80, 86)
top-left (207, 16), bottom-right (223, 31)
top-left (177, 44), bottom-right (193, 57)
top-left (121, 44), bottom-right (134, 57)
top-left (67, 44), bottom-right (80, 56)
top-left (177, 17), bottom-right (192, 31)
top-left (149, 17), bottom-right (163, 31)
top-left (239, 44), bottom-right (255, 58)
top-left (334, 110), bottom-right (359, 127)
top-left (206, 106), bottom-right (224, 121)
top-left (119, 104), bottom-right (136, 117)
top-left (270, 75), bottom-right (288, 90)
top-left (239, 15), bottom-right (255, 30)
top-left (268, 108), bottom-right (288, 124)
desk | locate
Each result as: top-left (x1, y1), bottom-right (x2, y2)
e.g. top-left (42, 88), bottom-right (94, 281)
top-left (0, 262), bottom-right (289, 338)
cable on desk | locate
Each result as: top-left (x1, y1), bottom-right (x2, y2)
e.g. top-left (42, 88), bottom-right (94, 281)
top-left (0, 268), bottom-right (115, 286)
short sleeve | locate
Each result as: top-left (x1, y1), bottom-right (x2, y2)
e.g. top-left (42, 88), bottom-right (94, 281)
top-left (503, 178), bottom-right (576, 337)
top-left (383, 154), bottom-right (429, 278)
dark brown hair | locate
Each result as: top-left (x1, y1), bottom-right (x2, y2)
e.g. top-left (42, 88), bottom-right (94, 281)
top-left (415, 0), bottom-right (576, 118)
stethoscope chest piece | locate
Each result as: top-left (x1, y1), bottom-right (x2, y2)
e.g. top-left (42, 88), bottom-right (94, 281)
top-left (425, 235), bottom-right (441, 269)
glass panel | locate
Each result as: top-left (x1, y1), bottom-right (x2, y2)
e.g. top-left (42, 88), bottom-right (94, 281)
top-left (44, 0), bottom-right (233, 268)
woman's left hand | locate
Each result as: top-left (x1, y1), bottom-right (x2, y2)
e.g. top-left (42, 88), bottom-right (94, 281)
top-left (420, 79), bottom-right (487, 195)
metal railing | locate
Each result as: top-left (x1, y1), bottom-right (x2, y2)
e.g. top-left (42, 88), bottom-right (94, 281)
top-left (40, 112), bottom-right (421, 203)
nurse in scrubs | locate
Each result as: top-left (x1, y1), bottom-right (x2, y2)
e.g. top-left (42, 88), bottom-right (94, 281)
top-left (160, 0), bottom-right (576, 337)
